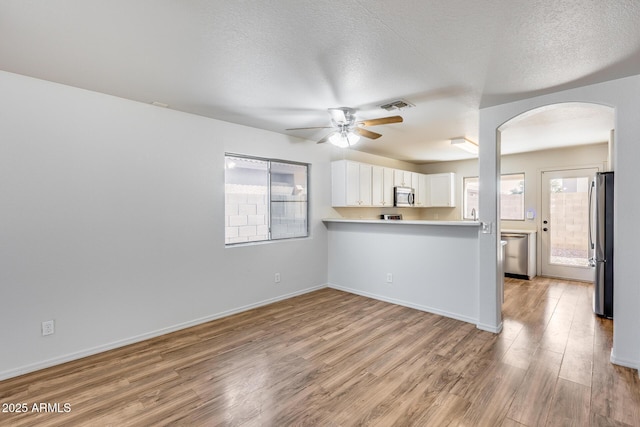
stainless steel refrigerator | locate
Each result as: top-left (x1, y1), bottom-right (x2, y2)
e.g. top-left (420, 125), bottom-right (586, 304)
top-left (589, 171), bottom-right (614, 318)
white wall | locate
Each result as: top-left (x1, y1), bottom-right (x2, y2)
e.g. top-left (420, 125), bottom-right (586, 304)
top-left (327, 222), bottom-right (479, 324)
top-left (0, 71), bottom-right (332, 379)
top-left (478, 74), bottom-right (640, 371)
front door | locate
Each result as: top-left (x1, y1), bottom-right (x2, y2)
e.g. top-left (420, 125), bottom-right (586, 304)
top-left (540, 168), bottom-right (598, 281)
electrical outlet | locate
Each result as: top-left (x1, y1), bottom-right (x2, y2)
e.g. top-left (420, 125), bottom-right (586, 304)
top-left (42, 320), bottom-right (55, 336)
top-left (386, 273), bottom-right (393, 283)
top-left (274, 273), bottom-right (281, 283)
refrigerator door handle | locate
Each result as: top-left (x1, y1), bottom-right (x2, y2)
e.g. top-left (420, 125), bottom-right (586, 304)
top-left (588, 180), bottom-right (595, 250)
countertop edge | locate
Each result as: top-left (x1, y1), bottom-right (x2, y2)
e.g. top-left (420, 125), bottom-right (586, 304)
top-left (501, 229), bottom-right (538, 234)
top-left (322, 218), bottom-right (481, 227)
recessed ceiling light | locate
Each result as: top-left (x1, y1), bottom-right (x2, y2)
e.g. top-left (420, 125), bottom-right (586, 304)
top-left (151, 101), bottom-right (169, 108)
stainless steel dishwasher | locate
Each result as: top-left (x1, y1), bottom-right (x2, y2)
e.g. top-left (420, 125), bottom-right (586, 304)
top-left (502, 232), bottom-right (536, 279)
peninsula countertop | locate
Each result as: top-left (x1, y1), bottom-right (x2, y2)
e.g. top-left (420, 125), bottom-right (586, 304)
top-left (322, 218), bottom-right (481, 227)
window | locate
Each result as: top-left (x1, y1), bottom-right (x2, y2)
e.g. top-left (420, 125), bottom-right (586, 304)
top-left (463, 177), bottom-right (479, 220)
top-left (500, 173), bottom-right (525, 220)
top-left (225, 154), bottom-right (308, 245)
top-left (463, 173), bottom-right (525, 220)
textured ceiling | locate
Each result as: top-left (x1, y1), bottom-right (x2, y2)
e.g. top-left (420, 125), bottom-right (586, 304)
top-left (0, 1), bottom-right (637, 163)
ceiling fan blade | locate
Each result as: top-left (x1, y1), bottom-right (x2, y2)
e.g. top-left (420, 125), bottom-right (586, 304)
top-left (357, 115), bottom-right (403, 127)
top-left (317, 131), bottom-right (337, 144)
top-left (354, 128), bottom-right (382, 140)
top-left (286, 126), bottom-right (333, 130)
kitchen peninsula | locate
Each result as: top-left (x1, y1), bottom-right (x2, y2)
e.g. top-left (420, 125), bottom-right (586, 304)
top-left (323, 218), bottom-right (489, 330)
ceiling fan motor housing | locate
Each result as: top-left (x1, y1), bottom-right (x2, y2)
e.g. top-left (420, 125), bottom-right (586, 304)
top-left (329, 107), bottom-right (356, 126)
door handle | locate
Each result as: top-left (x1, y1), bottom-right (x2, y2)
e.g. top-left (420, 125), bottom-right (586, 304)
top-left (588, 180), bottom-right (594, 250)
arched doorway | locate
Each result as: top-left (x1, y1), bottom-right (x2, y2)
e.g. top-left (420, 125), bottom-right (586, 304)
top-left (476, 75), bottom-right (640, 372)
top-left (499, 102), bottom-right (614, 282)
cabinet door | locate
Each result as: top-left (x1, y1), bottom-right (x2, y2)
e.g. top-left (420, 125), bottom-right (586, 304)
top-left (358, 163), bottom-right (372, 205)
top-left (345, 161), bottom-right (361, 206)
top-left (383, 167), bottom-right (395, 206)
top-left (427, 173), bottom-right (455, 207)
top-left (371, 166), bottom-right (393, 207)
top-left (371, 166), bottom-right (394, 207)
top-left (414, 173), bottom-right (427, 207)
top-left (394, 169), bottom-right (411, 187)
top-left (372, 166), bottom-right (384, 206)
top-left (393, 169), bottom-right (403, 187)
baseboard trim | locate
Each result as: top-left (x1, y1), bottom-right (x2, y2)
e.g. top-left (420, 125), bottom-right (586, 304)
top-left (328, 283), bottom-right (477, 326)
top-left (476, 322), bottom-right (503, 334)
top-left (0, 284), bottom-right (327, 381)
top-left (610, 349), bottom-right (640, 374)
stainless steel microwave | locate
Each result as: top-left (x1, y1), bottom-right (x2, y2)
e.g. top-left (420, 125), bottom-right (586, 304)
top-left (394, 186), bottom-right (415, 207)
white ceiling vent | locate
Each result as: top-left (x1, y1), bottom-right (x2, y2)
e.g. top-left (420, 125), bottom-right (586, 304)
top-left (380, 99), bottom-right (415, 111)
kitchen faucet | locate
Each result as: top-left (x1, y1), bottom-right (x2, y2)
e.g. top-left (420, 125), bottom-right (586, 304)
top-left (471, 208), bottom-right (478, 221)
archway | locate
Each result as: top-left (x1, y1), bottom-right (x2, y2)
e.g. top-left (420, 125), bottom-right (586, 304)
top-left (499, 103), bottom-right (614, 282)
top-left (477, 75), bottom-right (640, 372)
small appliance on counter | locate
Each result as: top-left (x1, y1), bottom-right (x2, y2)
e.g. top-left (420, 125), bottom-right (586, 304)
top-left (394, 186), bottom-right (415, 207)
top-left (380, 214), bottom-right (403, 220)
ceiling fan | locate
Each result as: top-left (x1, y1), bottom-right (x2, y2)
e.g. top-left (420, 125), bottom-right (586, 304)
top-left (286, 107), bottom-right (403, 147)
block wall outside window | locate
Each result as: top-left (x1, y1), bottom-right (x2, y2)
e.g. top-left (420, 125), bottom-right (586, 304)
top-left (463, 173), bottom-right (525, 221)
top-left (225, 184), bottom-right (269, 244)
top-left (500, 173), bottom-right (525, 220)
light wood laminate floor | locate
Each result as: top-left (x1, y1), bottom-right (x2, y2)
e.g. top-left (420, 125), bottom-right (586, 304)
top-left (1, 277), bottom-right (639, 426)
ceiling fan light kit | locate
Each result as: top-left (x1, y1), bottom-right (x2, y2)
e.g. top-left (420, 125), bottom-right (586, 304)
top-left (329, 130), bottom-right (360, 148)
top-left (450, 137), bottom-right (479, 154)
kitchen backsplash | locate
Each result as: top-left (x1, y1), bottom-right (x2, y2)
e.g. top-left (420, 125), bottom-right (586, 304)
top-left (332, 206), bottom-right (456, 221)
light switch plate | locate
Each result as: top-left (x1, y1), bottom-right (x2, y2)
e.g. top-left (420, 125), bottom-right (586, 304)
top-left (481, 222), bottom-right (492, 234)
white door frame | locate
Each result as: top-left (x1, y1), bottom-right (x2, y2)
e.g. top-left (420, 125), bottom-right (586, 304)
top-left (539, 167), bottom-right (599, 281)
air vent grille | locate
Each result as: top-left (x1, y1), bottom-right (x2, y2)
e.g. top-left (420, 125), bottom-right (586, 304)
top-left (380, 99), bottom-right (414, 111)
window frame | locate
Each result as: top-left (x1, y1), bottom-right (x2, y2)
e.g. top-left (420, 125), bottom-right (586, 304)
top-left (462, 173), bottom-right (525, 221)
top-left (224, 153), bottom-right (309, 246)
top-left (462, 176), bottom-right (479, 220)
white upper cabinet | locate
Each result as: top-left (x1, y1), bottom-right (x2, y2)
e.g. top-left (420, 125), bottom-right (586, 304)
top-left (425, 172), bottom-right (456, 207)
top-left (393, 169), bottom-right (412, 187)
top-left (332, 160), bottom-right (372, 207)
top-left (372, 166), bottom-right (395, 207)
top-left (332, 161), bottom-right (455, 208)
top-left (413, 172), bottom-right (428, 207)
